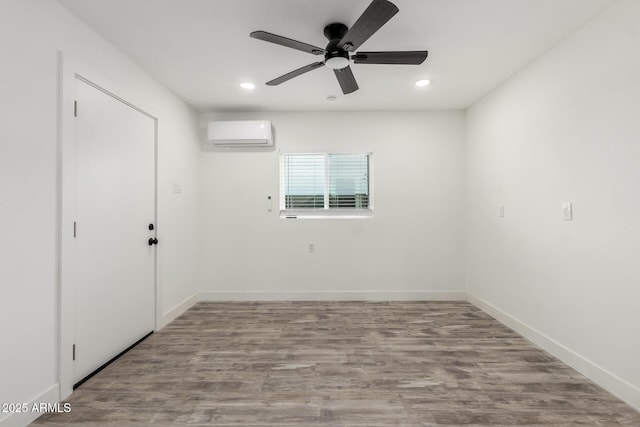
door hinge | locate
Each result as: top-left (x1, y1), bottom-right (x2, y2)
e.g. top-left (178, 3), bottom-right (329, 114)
top-left (74, 100), bottom-right (77, 117)
top-left (72, 344), bottom-right (76, 361)
top-left (73, 221), bottom-right (77, 238)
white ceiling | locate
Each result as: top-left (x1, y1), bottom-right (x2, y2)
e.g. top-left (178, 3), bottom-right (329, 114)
top-left (56, 0), bottom-right (614, 112)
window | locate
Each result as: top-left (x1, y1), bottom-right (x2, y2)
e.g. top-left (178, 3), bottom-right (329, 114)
top-left (280, 153), bottom-right (372, 218)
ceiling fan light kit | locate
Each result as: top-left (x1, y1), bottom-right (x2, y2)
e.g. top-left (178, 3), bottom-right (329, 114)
top-left (323, 23), bottom-right (350, 70)
top-left (325, 56), bottom-right (350, 70)
top-left (250, 0), bottom-right (428, 95)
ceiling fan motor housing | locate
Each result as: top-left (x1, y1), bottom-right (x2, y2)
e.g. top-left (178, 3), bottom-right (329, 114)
top-left (324, 23), bottom-right (350, 69)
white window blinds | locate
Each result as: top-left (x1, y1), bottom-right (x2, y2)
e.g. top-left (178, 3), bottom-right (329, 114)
top-left (281, 153), bottom-right (372, 217)
top-left (282, 154), bottom-right (326, 209)
top-left (328, 154), bottom-right (370, 209)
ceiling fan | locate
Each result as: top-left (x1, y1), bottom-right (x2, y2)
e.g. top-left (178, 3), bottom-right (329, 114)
top-left (250, 0), bottom-right (428, 95)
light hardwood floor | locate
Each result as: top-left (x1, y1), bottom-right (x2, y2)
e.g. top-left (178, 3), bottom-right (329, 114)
top-left (34, 301), bottom-right (640, 426)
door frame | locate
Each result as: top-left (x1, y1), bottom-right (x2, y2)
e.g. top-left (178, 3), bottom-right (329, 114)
top-left (57, 52), bottom-right (159, 399)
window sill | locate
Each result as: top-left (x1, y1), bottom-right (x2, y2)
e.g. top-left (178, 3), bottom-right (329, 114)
top-left (280, 209), bottom-right (373, 219)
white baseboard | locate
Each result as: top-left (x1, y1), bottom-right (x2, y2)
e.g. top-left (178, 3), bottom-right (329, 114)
top-left (199, 291), bottom-right (466, 302)
top-left (157, 293), bottom-right (199, 330)
top-left (0, 383), bottom-right (59, 427)
top-left (467, 293), bottom-right (640, 411)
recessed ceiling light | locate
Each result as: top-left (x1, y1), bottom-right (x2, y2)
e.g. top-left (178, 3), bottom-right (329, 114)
top-left (415, 79), bottom-right (431, 87)
top-left (240, 82), bottom-right (255, 90)
top-left (326, 95), bottom-right (337, 102)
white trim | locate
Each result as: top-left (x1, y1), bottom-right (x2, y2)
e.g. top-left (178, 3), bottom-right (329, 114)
top-left (467, 292), bottom-right (640, 411)
top-left (280, 208), bottom-right (373, 219)
top-left (54, 50), bottom-right (64, 404)
top-left (0, 384), bottom-right (59, 427)
top-left (199, 291), bottom-right (466, 302)
top-left (158, 293), bottom-right (199, 330)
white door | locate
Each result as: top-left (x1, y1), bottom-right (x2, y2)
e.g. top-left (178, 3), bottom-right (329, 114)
top-left (73, 78), bottom-right (156, 384)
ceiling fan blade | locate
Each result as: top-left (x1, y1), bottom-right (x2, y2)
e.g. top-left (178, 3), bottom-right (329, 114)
top-left (338, 0), bottom-right (399, 52)
top-left (353, 51), bottom-right (428, 65)
top-left (334, 66), bottom-right (359, 94)
top-left (250, 31), bottom-right (326, 55)
top-left (266, 62), bottom-right (325, 86)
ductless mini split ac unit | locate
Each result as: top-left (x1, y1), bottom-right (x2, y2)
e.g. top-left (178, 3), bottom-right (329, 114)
top-left (207, 120), bottom-right (273, 147)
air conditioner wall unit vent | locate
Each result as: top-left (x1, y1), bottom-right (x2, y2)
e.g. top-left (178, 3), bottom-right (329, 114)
top-left (207, 120), bottom-right (273, 146)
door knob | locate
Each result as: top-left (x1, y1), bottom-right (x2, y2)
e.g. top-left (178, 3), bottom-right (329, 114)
top-left (148, 238), bottom-right (158, 246)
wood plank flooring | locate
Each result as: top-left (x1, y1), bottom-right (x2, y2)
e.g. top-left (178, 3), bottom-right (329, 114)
top-left (34, 301), bottom-right (640, 426)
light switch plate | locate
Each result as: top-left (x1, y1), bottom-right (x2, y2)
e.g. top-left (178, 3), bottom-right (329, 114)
top-left (562, 202), bottom-right (573, 221)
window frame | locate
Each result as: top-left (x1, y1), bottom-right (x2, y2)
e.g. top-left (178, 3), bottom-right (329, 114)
top-left (279, 152), bottom-right (374, 219)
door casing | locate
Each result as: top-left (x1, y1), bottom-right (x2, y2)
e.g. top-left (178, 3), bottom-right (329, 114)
top-left (57, 53), bottom-right (159, 399)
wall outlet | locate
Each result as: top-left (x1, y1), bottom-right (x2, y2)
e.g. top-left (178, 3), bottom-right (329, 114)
top-left (562, 202), bottom-right (573, 221)
top-left (308, 242), bottom-right (315, 253)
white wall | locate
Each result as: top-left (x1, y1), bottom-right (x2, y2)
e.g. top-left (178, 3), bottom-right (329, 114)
top-left (199, 111), bottom-right (465, 299)
top-left (3, 0), bottom-right (638, 423)
top-left (465, 0), bottom-right (640, 409)
top-left (0, 1), bottom-right (200, 425)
